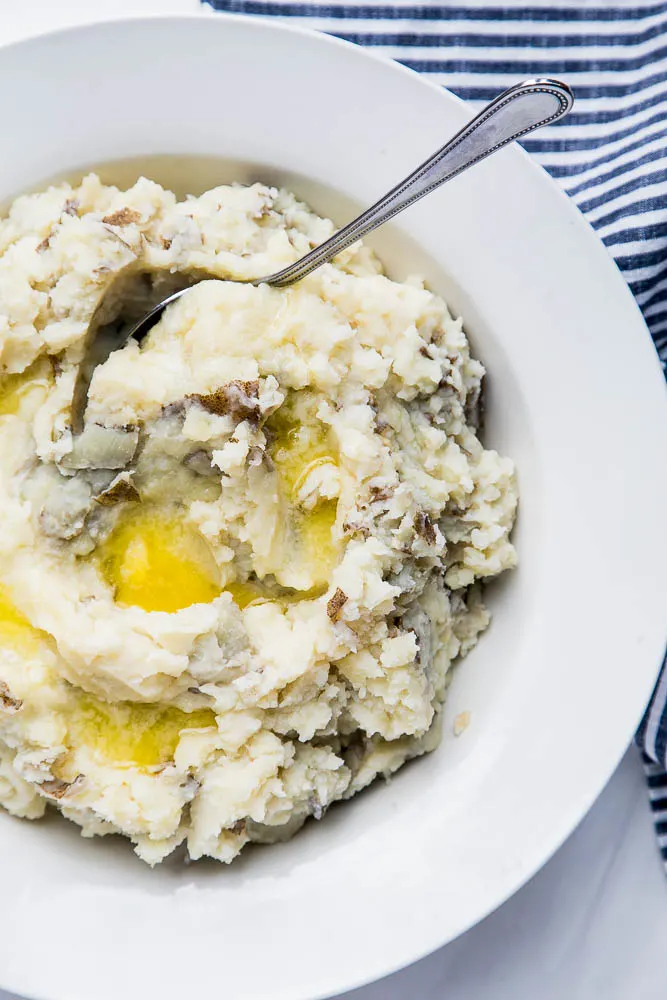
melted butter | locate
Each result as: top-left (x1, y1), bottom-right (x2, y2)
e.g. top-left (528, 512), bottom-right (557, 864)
top-left (297, 500), bottom-right (338, 584)
top-left (0, 585), bottom-right (50, 656)
top-left (0, 360), bottom-right (52, 417)
top-left (224, 578), bottom-right (326, 610)
top-left (291, 456), bottom-right (337, 498)
top-left (96, 508), bottom-right (221, 613)
top-left (266, 403), bottom-right (341, 590)
top-left (224, 580), bottom-right (269, 609)
top-left (269, 408), bottom-right (335, 497)
top-left (68, 696), bottom-right (216, 768)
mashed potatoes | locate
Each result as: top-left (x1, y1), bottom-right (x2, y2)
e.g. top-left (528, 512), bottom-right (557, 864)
top-left (0, 175), bottom-right (517, 864)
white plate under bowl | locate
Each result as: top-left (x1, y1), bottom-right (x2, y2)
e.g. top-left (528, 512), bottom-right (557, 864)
top-left (0, 14), bottom-right (665, 1000)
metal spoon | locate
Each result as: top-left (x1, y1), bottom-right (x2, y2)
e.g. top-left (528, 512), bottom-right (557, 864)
top-left (72, 78), bottom-right (573, 431)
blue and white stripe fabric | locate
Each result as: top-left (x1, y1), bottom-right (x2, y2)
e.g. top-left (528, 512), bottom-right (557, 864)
top-left (204, 0), bottom-right (667, 859)
top-left (205, 0), bottom-right (667, 360)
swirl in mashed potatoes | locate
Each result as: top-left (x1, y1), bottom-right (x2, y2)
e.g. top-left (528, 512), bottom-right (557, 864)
top-left (0, 175), bottom-right (517, 864)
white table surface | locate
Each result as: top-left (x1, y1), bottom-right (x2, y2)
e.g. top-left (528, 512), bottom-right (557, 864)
top-left (1, 4), bottom-right (665, 999)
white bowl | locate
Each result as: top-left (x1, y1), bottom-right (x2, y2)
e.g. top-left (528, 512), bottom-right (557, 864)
top-left (0, 14), bottom-right (665, 1000)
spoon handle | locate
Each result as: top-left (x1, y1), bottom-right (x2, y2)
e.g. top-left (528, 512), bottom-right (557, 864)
top-left (265, 78), bottom-right (573, 289)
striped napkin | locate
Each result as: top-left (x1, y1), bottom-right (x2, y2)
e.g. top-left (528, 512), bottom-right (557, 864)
top-left (205, 0), bottom-right (667, 859)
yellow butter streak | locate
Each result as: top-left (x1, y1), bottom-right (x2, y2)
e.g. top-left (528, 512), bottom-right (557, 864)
top-left (96, 508), bottom-right (222, 613)
top-left (268, 406), bottom-right (340, 590)
top-left (224, 580), bottom-right (269, 609)
top-left (0, 585), bottom-right (49, 656)
top-left (0, 360), bottom-right (52, 417)
top-left (68, 697), bottom-right (216, 768)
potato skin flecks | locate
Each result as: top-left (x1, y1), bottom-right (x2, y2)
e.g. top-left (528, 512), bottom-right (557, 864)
top-left (327, 588), bottom-right (348, 622)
